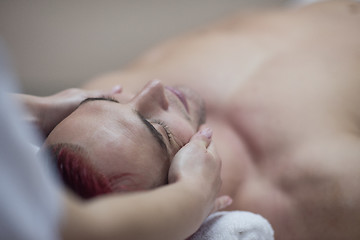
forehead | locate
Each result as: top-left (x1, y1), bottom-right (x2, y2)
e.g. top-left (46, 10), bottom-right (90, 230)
top-left (52, 100), bottom-right (168, 165)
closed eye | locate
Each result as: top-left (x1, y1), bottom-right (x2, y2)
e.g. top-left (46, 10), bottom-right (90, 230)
top-left (136, 111), bottom-right (169, 157)
top-left (151, 120), bottom-right (184, 151)
top-left (151, 119), bottom-right (173, 142)
top-left (136, 111), bottom-right (183, 154)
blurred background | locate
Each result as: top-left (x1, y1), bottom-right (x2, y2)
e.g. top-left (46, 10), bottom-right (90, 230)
top-left (0, 0), bottom-right (294, 95)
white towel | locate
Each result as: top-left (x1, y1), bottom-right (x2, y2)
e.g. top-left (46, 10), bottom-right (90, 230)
top-left (188, 211), bottom-right (274, 240)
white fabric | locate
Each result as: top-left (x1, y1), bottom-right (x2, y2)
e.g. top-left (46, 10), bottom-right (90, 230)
top-left (189, 211), bottom-right (274, 240)
top-left (0, 42), bottom-right (61, 240)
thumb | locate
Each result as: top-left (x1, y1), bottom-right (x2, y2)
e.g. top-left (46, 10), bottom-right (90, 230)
top-left (210, 195), bottom-right (233, 215)
top-left (190, 126), bottom-right (213, 148)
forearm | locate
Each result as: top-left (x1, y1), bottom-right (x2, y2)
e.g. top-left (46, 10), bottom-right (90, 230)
top-left (62, 182), bottom-right (208, 240)
top-left (62, 127), bottom-right (226, 240)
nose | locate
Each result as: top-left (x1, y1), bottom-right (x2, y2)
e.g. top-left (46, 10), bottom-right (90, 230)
top-left (134, 80), bottom-right (169, 114)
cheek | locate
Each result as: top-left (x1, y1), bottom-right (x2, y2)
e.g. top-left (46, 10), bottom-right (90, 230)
top-left (135, 160), bottom-right (169, 189)
top-left (169, 119), bottom-right (196, 145)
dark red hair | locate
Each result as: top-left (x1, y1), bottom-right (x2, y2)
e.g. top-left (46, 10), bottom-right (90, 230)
top-left (48, 143), bottom-right (112, 199)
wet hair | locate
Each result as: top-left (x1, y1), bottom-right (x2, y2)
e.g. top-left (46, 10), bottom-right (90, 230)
top-left (47, 143), bottom-right (112, 199)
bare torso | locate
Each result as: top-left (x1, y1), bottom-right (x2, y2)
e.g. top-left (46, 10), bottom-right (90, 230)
top-left (85, 1), bottom-right (360, 239)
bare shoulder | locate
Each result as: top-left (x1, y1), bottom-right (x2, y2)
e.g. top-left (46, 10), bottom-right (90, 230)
top-left (278, 134), bottom-right (360, 239)
top-left (83, 0), bottom-right (360, 118)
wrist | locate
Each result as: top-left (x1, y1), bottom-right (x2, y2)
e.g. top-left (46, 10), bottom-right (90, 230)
top-left (15, 94), bottom-right (47, 133)
top-left (176, 179), bottom-right (214, 213)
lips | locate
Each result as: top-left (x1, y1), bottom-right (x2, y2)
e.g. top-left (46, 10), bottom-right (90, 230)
top-left (165, 86), bottom-right (189, 113)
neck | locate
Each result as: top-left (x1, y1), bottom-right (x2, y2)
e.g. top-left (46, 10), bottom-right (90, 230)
top-left (205, 108), bottom-right (254, 204)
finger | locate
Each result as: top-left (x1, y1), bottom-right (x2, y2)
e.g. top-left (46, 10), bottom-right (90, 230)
top-left (206, 140), bottom-right (220, 159)
top-left (190, 127), bottom-right (213, 148)
top-left (110, 85), bottom-right (122, 94)
top-left (210, 196), bottom-right (233, 214)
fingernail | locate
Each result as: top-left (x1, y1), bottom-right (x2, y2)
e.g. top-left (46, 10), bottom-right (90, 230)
top-left (221, 197), bottom-right (232, 209)
top-left (111, 85), bottom-right (122, 94)
top-left (199, 127), bottom-right (212, 139)
top-left (225, 197), bottom-right (233, 207)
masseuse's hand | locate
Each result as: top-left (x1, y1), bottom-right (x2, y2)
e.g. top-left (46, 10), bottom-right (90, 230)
top-left (16, 85), bottom-right (122, 136)
top-left (169, 126), bottom-right (232, 216)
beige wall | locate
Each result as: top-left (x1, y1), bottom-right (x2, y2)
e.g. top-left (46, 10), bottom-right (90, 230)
top-left (0, 0), bottom-right (287, 95)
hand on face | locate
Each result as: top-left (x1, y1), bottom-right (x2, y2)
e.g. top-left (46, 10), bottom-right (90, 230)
top-left (40, 86), bottom-right (122, 135)
top-left (46, 80), bottom-right (206, 196)
top-left (169, 126), bottom-right (232, 215)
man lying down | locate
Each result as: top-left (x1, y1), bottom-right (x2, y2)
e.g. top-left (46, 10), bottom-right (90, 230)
top-left (47, 82), bottom-right (206, 197)
top-left (45, 1), bottom-right (360, 240)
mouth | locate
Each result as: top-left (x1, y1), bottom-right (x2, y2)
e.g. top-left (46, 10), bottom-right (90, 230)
top-left (165, 86), bottom-right (189, 113)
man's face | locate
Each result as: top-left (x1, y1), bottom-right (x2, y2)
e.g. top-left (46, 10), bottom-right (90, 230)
top-left (46, 80), bottom-right (205, 193)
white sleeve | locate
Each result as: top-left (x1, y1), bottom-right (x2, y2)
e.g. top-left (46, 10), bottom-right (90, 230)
top-left (0, 43), bottom-right (62, 240)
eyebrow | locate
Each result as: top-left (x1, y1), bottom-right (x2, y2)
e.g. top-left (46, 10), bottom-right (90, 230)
top-left (77, 97), bottom-right (169, 157)
top-left (136, 111), bottom-right (169, 158)
top-left (79, 96), bottom-right (119, 106)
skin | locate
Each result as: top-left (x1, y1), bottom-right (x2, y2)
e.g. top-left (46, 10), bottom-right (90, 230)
top-left (15, 87), bottom-right (122, 136)
top-left (40, 0), bottom-right (360, 239)
top-left (77, 1), bottom-right (360, 239)
top-left (60, 131), bottom-right (227, 240)
top-left (46, 80), bottom-right (206, 192)
top-left (19, 82), bottom-right (230, 239)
